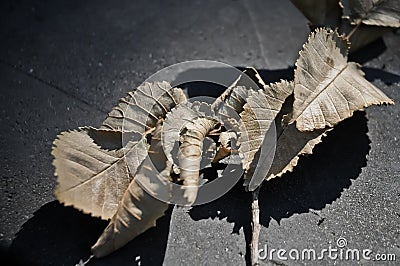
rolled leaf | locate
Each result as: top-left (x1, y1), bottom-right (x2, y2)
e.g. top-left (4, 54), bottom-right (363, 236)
top-left (179, 113), bottom-right (218, 204)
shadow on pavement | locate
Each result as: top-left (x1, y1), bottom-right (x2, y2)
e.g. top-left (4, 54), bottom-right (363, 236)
top-left (189, 111), bottom-right (370, 265)
top-left (8, 203), bottom-right (173, 266)
top-left (6, 61), bottom-right (395, 265)
top-left (183, 65), bottom-right (373, 265)
top-left (348, 37), bottom-right (387, 64)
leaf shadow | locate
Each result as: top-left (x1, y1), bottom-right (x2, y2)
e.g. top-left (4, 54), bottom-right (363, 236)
top-left (6, 62), bottom-right (394, 266)
top-left (189, 111), bottom-right (370, 266)
top-left (8, 202), bottom-right (173, 266)
top-left (258, 111), bottom-right (370, 224)
top-left (348, 37), bottom-right (387, 65)
top-left (179, 66), bottom-right (375, 265)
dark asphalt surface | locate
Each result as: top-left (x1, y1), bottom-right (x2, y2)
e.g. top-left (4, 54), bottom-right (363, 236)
top-left (0, 0), bottom-right (399, 265)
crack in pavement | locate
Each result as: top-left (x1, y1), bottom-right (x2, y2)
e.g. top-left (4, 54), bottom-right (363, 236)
top-left (243, 0), bottom-right (270, 68)
top-left (0, 59), bottom-right (108, 114)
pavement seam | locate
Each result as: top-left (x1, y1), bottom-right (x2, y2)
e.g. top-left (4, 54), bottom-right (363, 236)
top-left (242, 0), bottom-right (270, 68)
top-left (0, 59), bottom-right (108, 115)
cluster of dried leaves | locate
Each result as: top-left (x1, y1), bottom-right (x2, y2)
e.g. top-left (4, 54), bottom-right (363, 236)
top-left (291, 0), bottom-right (400, 52)
top-left (52, 28), bottom-right (394, 264)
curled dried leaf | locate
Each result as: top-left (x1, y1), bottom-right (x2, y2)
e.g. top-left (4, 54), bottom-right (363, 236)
top-left (179, 114), bottom-right (218, 204)
top-left (163, 101), bottom-right (216, 169)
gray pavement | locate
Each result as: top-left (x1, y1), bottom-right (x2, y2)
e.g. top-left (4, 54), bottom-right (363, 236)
top-left (0, 0), bottom-right (399, 265)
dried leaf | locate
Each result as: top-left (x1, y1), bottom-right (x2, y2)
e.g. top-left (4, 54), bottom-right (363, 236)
top-left (101, 81), bottom-right (186, 132)
top-left (239, 81), bottom-right (294, 190)
top-left (163, 101), bottom-right (216, 170)
top-left (213, 85), bottom-right (253, 123)
top-left (267, 126), bottom-right (328, 180)
top-left (347, 0), bottom-right (400, 27)
top-left (290, 0), bottom-right (397, 52)
top-left (290, 28), bottom-right (394, 131)
top-left (178, 103), bottom-right (218, 204)
top-left (52, 128), bottom-right (146, 220)
top-left (210, 68), bottom-right (268, 166)
top-left (91, 120), bottom-right (171, 257)
top-left (212, 131), bottom-right (237, 163)
top-left (51, 26), bottom-right (396, 262)
top-left (212, 67), bottom-right (264, 123)
top-left (265, 95), bottom-right (329, 180)
top-left (53, 82), bottom-right (186, 220)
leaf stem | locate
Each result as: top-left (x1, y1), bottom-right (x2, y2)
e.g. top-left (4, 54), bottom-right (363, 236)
top-left (346, 22), bottom-right (361, 40)
top-left (250, 186), bottom-right (261, 266)
top-left (76, 254), bottom-right (94, 266)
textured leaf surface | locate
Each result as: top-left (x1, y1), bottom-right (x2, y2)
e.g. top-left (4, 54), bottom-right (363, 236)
top-left (53, 82), bottom-right (185, 220)
top-left (266, 95), bottom-right (329, 180)
top-left (163, 101), bottom-right (216, 169)
top-left (53, 128), bottom-right (146, 220)
top-left (91, 120), bottom-right (171, 257)
top-left (212, 68), bottom-right (264, 123)
top-left (239, 81), bottom-right (294, 190)
top-left (177, 103), bottom-right (218, 204)
top-left (290, 28), bottom-right (394, 131)
top-left (101, 81), bottom-right (186, 133)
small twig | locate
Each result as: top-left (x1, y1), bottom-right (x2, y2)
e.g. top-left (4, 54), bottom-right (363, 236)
top-left (346, 22), bottom-right (361, 40)
top-left (250, 186), bottom-right (261, 266)
top-left (76, 254), bottom-right (94, 266)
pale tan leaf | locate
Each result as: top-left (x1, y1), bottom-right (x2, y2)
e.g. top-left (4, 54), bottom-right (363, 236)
top-left (218, 131), bottom-right (237, 148)
top-left (240, 86), bottom-right (330, 188)
top-left (266, 96), bottom-right (329, 180)
top-left (212, 68), bottom-right (265, 124)
top-left (179, 113), bottom-right (218, 204)
top-left (290, 28), bottom-right (394, 131)
top-left (290, 0), bottom-right (342, 27)
top-left (101, 81), bottom-right (186, 133)
top-left (266, 125), bottom-right (329, 180)
top-left (52, 128), bottom-right (146, 220)
top-left (239, 81), bottom-right (294, 190)
top-left (163, 101), bottom-right (216, 168)
top-left (212, 131), bottom-right (237, 163)
top-left (348, 0), bottom-right (400, 27)
top-left (53, 82), bottom-right (186, 219)
top-left (91, 120), bottom-right (171, 258)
